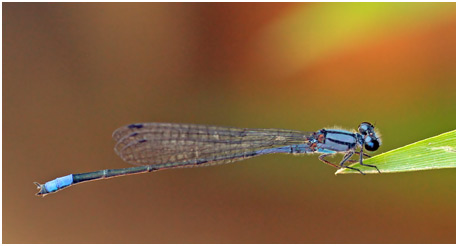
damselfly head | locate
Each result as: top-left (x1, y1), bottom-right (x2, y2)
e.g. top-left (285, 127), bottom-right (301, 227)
top-left (358, 122), bottom-right (381, 151)
top-left (358, 122), bottom-right (375, 135)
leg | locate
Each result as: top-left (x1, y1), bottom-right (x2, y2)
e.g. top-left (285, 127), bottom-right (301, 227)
top-left (358, 147), bottom-right (381, 173)
top-left (340, 151), bottom-right (365, 175)
top-left (318, 154), bottom-right (339, 169)
top-left (354, 152), bottom-right (371, 158)
top-left (339, 152), bottom-right (368, 164)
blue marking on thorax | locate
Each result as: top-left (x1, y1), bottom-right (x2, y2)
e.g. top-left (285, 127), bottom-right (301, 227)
top-left (324, 130), bottom-right (357, 148)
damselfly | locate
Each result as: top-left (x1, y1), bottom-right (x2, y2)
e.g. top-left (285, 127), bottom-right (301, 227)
top-left (35, 122), bottom-right (381, 196)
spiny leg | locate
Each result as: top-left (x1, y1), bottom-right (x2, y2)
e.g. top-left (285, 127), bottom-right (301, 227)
top-left (354, 152), bottom-right (371, 158)
top-left (358, 147), bottom-right (381, 173)
top-left (318, 154), bottom-right (339, 169)
top-left (343, 152), bottom-right (371, 164)
top-left (340, 151), bottom-right (365, 175)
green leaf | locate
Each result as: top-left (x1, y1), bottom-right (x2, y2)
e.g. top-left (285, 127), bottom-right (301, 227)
top-left (336, 130), bottom-right (456, 175)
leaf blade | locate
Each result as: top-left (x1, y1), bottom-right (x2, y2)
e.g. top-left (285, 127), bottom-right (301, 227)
top-left (336, 130), bottom-right (456, 175)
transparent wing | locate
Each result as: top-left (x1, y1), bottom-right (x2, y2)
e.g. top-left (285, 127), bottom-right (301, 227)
top-left (112, 123), bottom-right (313, 167)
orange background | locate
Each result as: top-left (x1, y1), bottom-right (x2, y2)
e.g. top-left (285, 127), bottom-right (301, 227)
top-left (3, 3), bottom-right (455, 243)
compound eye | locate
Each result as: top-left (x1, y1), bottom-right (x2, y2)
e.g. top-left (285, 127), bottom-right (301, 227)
top-left (358, 122), bottom-right (374, 135)
top-left (364, 137), bottom-right (380, 151)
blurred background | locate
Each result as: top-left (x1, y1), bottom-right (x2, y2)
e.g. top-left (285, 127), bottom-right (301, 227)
top-left (3, 2), bottom-right (455, 243)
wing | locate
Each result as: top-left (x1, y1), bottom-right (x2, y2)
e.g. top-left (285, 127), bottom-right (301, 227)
top-left (112, 123), bottom-right (312, 168)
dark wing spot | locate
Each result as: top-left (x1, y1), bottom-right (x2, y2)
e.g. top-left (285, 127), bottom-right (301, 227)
top-left (128, 124), bottom-right (144, 129)
top-left (196, 160), bottom-right (208, 165)
top-left (245, 152), bottom-right (258, 157)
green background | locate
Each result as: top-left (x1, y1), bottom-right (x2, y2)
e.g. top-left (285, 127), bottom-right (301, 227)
top-left (3, 3), bottom-right (455, 243)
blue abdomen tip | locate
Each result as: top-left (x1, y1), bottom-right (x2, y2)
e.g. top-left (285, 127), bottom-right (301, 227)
top-left (44, 174), bottom-right (74, 192)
